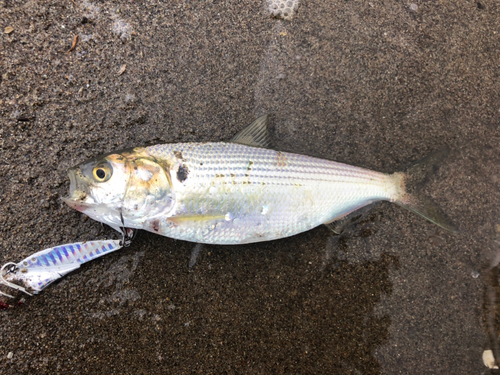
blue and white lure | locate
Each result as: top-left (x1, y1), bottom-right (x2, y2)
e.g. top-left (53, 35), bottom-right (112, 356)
top-left (0, 230), bottom-right (135, 298)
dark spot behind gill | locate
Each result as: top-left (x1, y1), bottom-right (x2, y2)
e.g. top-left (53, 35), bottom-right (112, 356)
top-left (177, 164), bottom-right (189, 182)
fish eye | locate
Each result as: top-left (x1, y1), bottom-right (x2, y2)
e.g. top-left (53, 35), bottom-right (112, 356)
top-left (96, 169), bottom-right (105, 179)
top-left (92, 163), bottom-right (112, 182)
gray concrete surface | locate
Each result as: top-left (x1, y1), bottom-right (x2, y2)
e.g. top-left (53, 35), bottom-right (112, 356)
top-left (1, 0), bottom-right (499, 373)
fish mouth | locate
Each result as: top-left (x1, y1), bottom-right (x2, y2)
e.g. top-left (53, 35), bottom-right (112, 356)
top-left (62, 166), bottom-right (93, 212)
top-left (67, 166), bottom-right (78, 197)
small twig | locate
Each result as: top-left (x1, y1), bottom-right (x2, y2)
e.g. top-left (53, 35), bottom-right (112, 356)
top-left (117, 64), bottom-right (127, 76)
top-left (67, 35), bottom-right (78, 53)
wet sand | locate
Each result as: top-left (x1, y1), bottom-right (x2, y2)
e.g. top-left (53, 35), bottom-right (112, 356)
top-left (1, 1), bottom-right (499, 373)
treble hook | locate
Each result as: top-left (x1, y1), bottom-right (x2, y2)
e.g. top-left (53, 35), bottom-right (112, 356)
top-left (0, 262), bottom-right (33, 298)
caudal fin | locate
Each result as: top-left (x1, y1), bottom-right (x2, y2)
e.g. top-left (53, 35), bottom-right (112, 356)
top-left (392, 150), bottom-right (458, 233)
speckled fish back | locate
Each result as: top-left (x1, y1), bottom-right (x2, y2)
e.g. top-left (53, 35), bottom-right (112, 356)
top-left (145, 142), bottom-right (396, 244)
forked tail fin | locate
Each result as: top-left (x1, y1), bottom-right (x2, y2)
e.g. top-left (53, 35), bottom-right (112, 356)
top-left (392, 149), bottom-right (458, 233)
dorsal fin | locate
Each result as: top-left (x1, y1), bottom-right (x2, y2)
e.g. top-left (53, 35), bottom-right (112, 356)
top-left (230, 114), bottom-right (271, 148)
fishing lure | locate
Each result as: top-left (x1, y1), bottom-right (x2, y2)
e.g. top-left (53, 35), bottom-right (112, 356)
top-left (0, 230), bottom-right (135, 298)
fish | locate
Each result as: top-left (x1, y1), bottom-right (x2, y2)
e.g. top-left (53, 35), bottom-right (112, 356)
top-left (63, 115), bottom-right (457, 245)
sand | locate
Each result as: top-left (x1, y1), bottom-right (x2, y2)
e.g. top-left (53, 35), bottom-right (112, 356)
top-left (1, 0), bottom-right (499, 373)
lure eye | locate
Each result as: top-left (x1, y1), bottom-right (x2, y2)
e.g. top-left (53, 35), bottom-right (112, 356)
top-left (92, 163), bottom-right (112, 182)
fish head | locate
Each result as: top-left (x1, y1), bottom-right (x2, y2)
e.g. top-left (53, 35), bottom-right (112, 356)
top-left (63, 148), bottom-right (174, 231)
top-left (63, 151), bottom-right (133, 230)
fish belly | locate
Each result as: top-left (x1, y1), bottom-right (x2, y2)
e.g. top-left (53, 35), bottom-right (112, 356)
top-left (145, 142), bottom-right (396, 244)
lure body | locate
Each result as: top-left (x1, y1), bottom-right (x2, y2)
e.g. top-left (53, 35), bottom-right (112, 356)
top-left (0, 239), bottom-right (123, 296)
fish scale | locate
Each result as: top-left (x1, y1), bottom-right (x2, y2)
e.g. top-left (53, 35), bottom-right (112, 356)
top-left (144, 142), bottom-right (396, 244)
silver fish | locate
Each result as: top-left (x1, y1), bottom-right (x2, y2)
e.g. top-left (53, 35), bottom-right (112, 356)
top-left (63, 115), bottom-right (457, 245)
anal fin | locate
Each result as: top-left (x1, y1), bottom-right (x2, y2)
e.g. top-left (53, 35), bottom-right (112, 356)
top-left (324, 204), bottom-right (378, 234)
